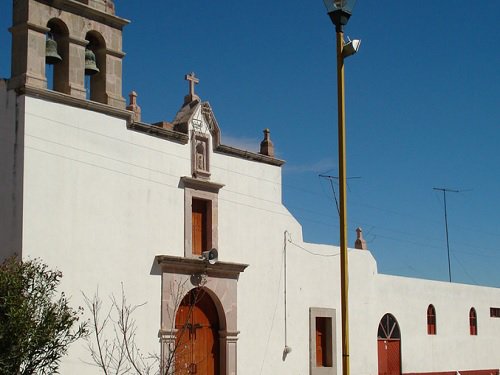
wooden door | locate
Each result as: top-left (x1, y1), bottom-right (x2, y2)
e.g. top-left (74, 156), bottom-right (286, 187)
top-left (175, 289), bottom-right (219, 375)
top-left (378, 339), bottom-right (401, 375)
top-left (377, 313), bottom-right (401, 375)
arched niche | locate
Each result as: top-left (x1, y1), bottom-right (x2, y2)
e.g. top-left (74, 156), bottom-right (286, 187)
top-left (46, 18), bottom-right (70, 93)
top-left (85, 31), bottom-right (107, 103)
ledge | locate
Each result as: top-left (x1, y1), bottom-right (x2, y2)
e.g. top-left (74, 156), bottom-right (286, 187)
top-left (128, 122), bottom-right (189, 144)
top-left (215, 144), bottom-right (285, 167)
top-left (39, 0), bottom-right (130, 29)
top-left (17, 85), bottom-right (133, 121)
top-left (180, 176), bottom-right (224, 193)
top-left (156, 255), bottom-right (248, 279)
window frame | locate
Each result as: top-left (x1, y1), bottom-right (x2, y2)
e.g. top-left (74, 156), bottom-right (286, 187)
top-left (469, 307), bottom-right (478, 336)
top-left (310, 307), bottom-right (336, 375)
top-left (182, 177), bottom-right (223, 258)
top-left (490, 307), bottom-right (500, 318)
top-left (427, 304), bottom-right (436, 335)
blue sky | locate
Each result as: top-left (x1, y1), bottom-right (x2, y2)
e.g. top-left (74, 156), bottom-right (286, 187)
top-left (1, 1), bottom-right (499, 287)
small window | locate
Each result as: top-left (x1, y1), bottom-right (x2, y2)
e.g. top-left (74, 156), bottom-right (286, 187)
top-left (427, 304), bottom-right (436, 335)
top-left (191, 198), bottom-right (211, 256)
top-left (469, 308), bottom-right (477, 335)
top-left (310, 308), bottom-right (336, 375)
top-left (490, 308), bottom-right (500, 318)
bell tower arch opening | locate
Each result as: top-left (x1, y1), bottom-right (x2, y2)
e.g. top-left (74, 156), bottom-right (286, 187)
top-left (45, 19), bottom-right (69, 93)
top-left (9, 0), bottom-right (128, 108)
top-left (85, 31), bottom-right (106, 103)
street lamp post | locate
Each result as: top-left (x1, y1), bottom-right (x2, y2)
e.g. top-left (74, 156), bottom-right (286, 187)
top-left (323, 1), bottom-right (359, 375)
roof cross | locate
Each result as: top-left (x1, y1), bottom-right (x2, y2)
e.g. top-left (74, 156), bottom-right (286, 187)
top-left (184, 72), bottom-right (200, 103)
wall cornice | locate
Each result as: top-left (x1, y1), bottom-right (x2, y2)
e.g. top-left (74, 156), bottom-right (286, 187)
top-left (156, 255), bottom-right (248, 280)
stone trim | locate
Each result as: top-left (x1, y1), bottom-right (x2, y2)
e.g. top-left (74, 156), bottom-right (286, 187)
top-left (38, 0), bottom-right (130, 29)
top-left (200, 101), bottom-right (285, 167)
top-left (180, 176), bottom-right (224, 194)
top-left (67, 35), bottom-right (89, 46)
top-left (215, 144), bottom-right (285, 166)
top-left (9, 22), bottom-right (50, 34)
top-left (156, 255), bottom-right (248, 279)
top-left (128, 122), bottom-right (189, 144)
top-left (106, 47), bottom-right (126, 59)
top-left (158, 259), bottom-right (247, 375)
top-left (16, 85), bottom-right (133, 121)
top-left (310, 307), bottom-right (337, 375)
top-left (180, 177), bottom-right (223, 259)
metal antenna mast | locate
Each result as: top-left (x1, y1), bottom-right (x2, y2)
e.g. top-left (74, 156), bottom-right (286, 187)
top-left (433, 187), bottom-right (460, 282)
top-left (319, 174), bottom-right (360, 216)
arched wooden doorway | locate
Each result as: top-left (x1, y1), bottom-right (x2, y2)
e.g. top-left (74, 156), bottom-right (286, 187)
top-left (377, 313), bottom-right (401, 375)
top-left (175, 288), bottom-right (220, 375)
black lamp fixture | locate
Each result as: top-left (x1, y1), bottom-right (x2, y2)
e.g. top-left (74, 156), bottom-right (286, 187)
top-left (323, 0), bottom-right (357, 31)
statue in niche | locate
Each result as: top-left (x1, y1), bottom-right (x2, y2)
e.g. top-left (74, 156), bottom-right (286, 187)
top-left (192, 136), bottom-right (210, 179)
top-left (196, 141), bottom-right (206, 171)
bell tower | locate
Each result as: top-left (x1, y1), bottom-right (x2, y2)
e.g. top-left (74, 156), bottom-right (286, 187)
top-left (9, 0), bottom-right (129, 108)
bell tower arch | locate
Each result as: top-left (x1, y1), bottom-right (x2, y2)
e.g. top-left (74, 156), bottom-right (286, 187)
top-left (9, 0), bottom-right (128, 108)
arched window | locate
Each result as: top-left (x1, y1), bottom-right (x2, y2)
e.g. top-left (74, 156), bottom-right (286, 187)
top-left (85, 31), bottom-right (106, 103)
top-left (469, 307), bottom-right (477, 335)
top-left (427, 304), bottom-right (436, 335)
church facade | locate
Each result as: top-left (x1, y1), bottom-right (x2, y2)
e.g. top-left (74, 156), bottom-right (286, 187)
top-left (1, 1), bottom-right (500, 374)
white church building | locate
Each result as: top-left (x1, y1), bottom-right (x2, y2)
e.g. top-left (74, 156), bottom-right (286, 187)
top-left (1, 1), bottom-right (499, 374)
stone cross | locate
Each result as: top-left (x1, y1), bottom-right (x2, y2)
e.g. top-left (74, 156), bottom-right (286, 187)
top-left (185, 72), bottom-right (199, 99)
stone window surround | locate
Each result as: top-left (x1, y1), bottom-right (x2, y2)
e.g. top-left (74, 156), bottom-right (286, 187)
top-left (181, 176), bottom-right (223, 258)
top-left (156, 255), bottom-right (248, 375)
top-left (310, 307), bottom-right (337, 375)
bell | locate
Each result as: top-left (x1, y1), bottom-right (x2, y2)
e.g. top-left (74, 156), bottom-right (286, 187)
top-left (84, 48), bottom-right (100, 75)
top-left (45, 37), bottom-right (62, 64)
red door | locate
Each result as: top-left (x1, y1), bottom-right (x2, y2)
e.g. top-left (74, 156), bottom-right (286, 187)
top-left (175, 289), bottom-right (219, 375)
top-left (377, 313), bottom-right (401, 375)
top-left (378, 339), bottom-right (401, 375)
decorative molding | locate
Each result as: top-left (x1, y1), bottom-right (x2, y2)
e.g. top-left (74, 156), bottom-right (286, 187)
top-left (17, 84), bottom-right (133, 120)
top-left (128, 122), bottom-right (189, 144)
top-left (9, 22), bottom-right (50, 34)
top-left (38, 0), bottom-right (130, 29)
top-left (106, 47), bottom-right (126, 59)
top-left (191, 131), bottom-right (211, 180)
top-left (216, 144), bottom-right (285, 166)
top-left (180, 176), bottom-right (224, 193)
top-left (156, 255), bottom-right (248, 280)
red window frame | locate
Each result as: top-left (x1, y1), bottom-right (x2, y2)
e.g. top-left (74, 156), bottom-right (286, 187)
top-left (427, 304), bottom-right (436, 335)
top-left (469, 307), bottom-right (477, 336)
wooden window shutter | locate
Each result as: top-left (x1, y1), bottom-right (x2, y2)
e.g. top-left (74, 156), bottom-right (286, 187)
top-left (316, 317), bottom-right (328, 367)
top-left (192, 199), bottom-right (208, 255)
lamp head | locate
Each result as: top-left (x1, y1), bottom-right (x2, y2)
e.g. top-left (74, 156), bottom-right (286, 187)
top-left (323, 0), bottom-right (357, 31)
top-left (342, 38), bottom-right (361, 58)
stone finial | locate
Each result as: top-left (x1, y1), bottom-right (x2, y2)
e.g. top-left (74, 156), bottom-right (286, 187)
top-left (354, 227), bottom-right (368, 250)
top-left (184, 72), bottom-right (200, 104)
top-left (259, 128), bottom-right (275, 157)
top-left (126, 91), bottom-right (141, 122)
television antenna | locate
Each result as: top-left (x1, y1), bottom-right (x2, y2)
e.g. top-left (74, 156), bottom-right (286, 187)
top-left (433, 187), bottom-right (462, 282)
top-left (319, 174), bottom-right (360, 215)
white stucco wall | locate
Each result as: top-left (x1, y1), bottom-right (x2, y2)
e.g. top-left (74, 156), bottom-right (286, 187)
top-left (0, 80), bottom-right (23, 260)
top-left (4, 92), bottom-right (500, 374)
top-left (21, 96), bottom-right (186, 372)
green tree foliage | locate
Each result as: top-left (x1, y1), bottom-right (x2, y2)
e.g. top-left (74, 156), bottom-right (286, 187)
top-left (0, 257), bottom-right (87, 375)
